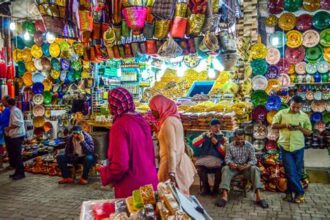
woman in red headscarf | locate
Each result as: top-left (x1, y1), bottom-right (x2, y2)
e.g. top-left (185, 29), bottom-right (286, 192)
top-left (149, 95), bottom-right (196, 195)
top-left (99, 87), bottom-right (158, 198)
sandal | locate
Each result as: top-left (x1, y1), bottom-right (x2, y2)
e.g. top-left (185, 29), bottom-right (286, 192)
top-left (293, 195), bottom-right (305, 204)
top-left (215, 198), bottom-right (227, 207)
top-left (256, 199), bottom-right (269, 209)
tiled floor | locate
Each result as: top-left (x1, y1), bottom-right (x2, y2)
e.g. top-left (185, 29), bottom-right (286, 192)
top-left (0, 171), bottom-right (329, 220)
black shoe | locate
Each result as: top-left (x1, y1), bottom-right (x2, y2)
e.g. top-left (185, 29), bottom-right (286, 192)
top-left (12, 174), bottom-right (25, 180)
top-left (9, 173), bottom-right (16, 178)
top-left (212, 188), bottom-right (220, 196)
top-left (283, 193), bottom-right (294, 202)
top-left (200, 189), bottom-right (211, 196)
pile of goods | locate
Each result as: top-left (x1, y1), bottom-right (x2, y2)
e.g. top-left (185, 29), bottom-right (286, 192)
top-left (181, 112), bottom-right (237, 131)
top-left (24, 156), bottom-right (61, 176)
top-left (86, 182), bottom-right (207, 220)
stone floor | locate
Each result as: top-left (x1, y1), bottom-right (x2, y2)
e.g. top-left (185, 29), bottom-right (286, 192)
top-left (0, 172), bottom-right (329, 220)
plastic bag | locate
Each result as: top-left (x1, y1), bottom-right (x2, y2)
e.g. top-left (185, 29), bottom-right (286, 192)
top-left (158, 37), bottom-right (183, 58)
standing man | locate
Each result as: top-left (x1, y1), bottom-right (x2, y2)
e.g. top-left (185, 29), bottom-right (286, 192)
top-left (0, 96), bottom-right (11, 169)
top-left (4, 98), bottom-right (26, 180)
top-left (216, 129), bottom-right (268, 208)
top-left (272, 95), bottom-right (312, 204)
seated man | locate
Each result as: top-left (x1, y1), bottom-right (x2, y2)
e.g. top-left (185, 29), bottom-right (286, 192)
top-left (192, 119), bottom-right (226, 196)
top-left (216, 129), bottom-right (269, 208)
top-left (57, 126), bottom-right (95, 185)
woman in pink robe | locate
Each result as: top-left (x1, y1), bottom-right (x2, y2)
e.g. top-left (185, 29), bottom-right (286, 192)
top-left (100, 88), bottom-right (158, 198)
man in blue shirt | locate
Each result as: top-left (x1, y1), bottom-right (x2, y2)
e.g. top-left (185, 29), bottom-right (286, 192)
top-left (0, 96), bottom-right (11, 169)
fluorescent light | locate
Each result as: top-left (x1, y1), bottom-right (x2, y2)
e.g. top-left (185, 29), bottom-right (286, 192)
top-left (213, 58), bottom-right (224, 71)
top-left (46, 32), bottom-right (55, 43)
top-left (195, 59), bottom-right (207, 72)
top-left (23, 32), bottom-right (30, 41)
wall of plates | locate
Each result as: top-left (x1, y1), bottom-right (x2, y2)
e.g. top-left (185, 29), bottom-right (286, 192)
top-left (12, 20), bottom-right (92, 138)
top-left (248, 0), bottom-right (330, 192)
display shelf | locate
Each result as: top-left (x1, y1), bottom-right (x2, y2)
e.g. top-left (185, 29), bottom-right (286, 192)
top-left (184, 128), bottom-right (235, 132)
top-left (294, 82), bottom-right (330, 86)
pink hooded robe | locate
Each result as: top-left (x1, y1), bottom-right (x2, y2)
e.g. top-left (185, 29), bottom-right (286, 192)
top-left (100, 88), bottom-right (158, 198)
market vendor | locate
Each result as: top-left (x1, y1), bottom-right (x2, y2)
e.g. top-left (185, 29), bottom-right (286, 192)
top-left (272, 95), bottom-right (312, 204)
top-left (192, 118), bottom-right (226, 196)
top-left (216, 129), bottom-right (269, 209)
top-left (99, 87), bottom-right (158, 198)
top-left (149, 95), bottom-right (196, 196)
top-left (57, 125), bottom-right (96, 185)
top-left (0, 96), bottom-right (11, 169)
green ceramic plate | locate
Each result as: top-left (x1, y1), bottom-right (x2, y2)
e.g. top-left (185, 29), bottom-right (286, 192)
top-left (305, 45), bottom-right (322, 63)
top-left (284, 0), bottom-right (302, 12)
top-left (312, 11), bottom-right (330, 30)
top-left (251, 90), bottom-right (269, 106)
top-left (51, 58), bottom-right (61, 71)
top-left (320, 29), bottom-right (330, 47)
top-left (251, 59), bottom-right (269, 76)
top-left (43, 91), bottom-right (53, 104)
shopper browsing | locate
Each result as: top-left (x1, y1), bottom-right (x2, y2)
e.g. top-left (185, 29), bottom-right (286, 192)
top-left (216, 129), bottom-right (268, 208)
top-left (192, 118), bottom-right (226, 196)
top-left (57, 125), bottom-right (96, 185)
top-left (149, 95), bottom-right (197, 195)
top-left (99, 87), bottom-right (158, 198)
top-left (272, 95), bottom-right (312, 204)
top-left (0, 96), bottom-right (11, 169)
top-left (4, 98), bottom-right (26, 180)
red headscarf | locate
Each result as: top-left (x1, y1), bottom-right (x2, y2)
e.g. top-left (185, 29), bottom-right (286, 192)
top-left (108, 87), bottom-right (135, 121)
top-left (149, 95), bottom-right (180, 129)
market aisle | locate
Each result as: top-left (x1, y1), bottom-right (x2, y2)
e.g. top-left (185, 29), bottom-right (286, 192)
top-left (0, 172), bottom-right (330, 220)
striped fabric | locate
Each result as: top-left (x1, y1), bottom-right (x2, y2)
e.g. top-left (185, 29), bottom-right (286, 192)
top-left (108, 87), bottom-right (135, 121)
top-left (192, 132), bottom-right (226, 157)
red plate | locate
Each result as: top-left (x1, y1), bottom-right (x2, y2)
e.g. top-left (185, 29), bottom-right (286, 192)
top-left (285, 46), bottom-right (305, 64)
top-left (296, 14), bottom-right (313, 31)
top-left (276, 58), bottom-right (290, 74)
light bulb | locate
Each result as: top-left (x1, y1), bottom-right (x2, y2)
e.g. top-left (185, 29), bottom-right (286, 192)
top-left (195, 59), bottom-right (207, 72)
top-left (46, 32), bottom-right (55, 43)
top-left (9, 22), bottom-right (16, 31)
top-left (213, 58), bottom-right (225, 72)
top-left (271, 37), bottom-right (279, 46)
top-left (208, 68), bottom-right (216, 79)
top-left (24, 32), bottom-right (30, 41)
top-left (141, 71), bottom-right (149, 80)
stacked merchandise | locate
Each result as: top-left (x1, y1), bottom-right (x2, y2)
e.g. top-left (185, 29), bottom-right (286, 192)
top-left (24, 156), bottom-right (61, 176)
top-left (82, 182), bottom-right (211, 220)
top-left (181, 112), bottom-right (237, 131)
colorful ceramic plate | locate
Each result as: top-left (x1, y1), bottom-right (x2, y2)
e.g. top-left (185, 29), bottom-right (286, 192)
top-left (266, 95), bottom-right (282, 111)
top-left (303, 0), bottom-right (320, 11)
top-left (286, 30), bottom-right (303, 48)
top-left (252, 105), bottom-right (268, 122)
top-left (32, 82), bottom-right (44, 94)
top-left (305, 45), bottom-right (322, 63)
top-left (302, 30), bottom-right (320, 48)
top-left (320, 29), bottom-right (330, 47)
top-left (276, 58), bottom-right (290, 74)
top-left (251, 43), bottom-right (268, 59)
top-left (43, 91), bottom-right (53, 104)
top-left (33, 105), bottom-right (45, 117)
top-left (321, 0), bottom-right (330, 10)
top-left (22, 72), bottom-right (33, 87)
top-left (266, 65), bottom-right (280, 79)
top-left (295, 62), bottom-right (306, 74)
top-left (288, 64), bottom-right (295, 75)
top-left (43, 79), bottom-right (52, 91)
top-left (251, 59), bottom-right (269, 76)
top-left (51, 58), bottom-right (61, 71)
top-left (306, 63), bottom-right (318, 74)
top-left (266, 48), bottom-right (281, 65)
top-left (268, 0), bottom-right (284, 14)
top-left (60, 59), bottom-right (70, 71)
top-left (296, 14), bottom-right (313, 31)
top-left (32, 94), bottom-right (44, 105)
top-left (279, 12), bottom-right (296, 31)
top-left (252, 75), bottom-right (268, 90)
top-left (49, 43), bottom-right (61, 58)
top-left (285, 46), bottom-right (305, 64)
top-left (312, 11), bottom-right (330, 30)
top-left (323, 47), bottom-right (330, 62)
top-left (16, 61), bottom-right (26, 76)
top-left (284, 0), bottom-right (302, 12)
top-left (278, 73), bottom-right (291, 87)
top-left (266, 15), bottom-right (278, 27)
top-left (31, 44), bottom-right (43, 59)
top-left (251, 90), bottom-right (269, 106)
top-left (317, 61), bottom-right (329, 73)
top-left (25, 61), bottom-right (36, 72)
top-left (32, 72), bottom-right (46, 83)
top-left (269, 31), bottom-right (287, 48)
top-left (22, 48), bottom-right (32, 63)
top-left (33, 117), bottom-right (45, 128)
